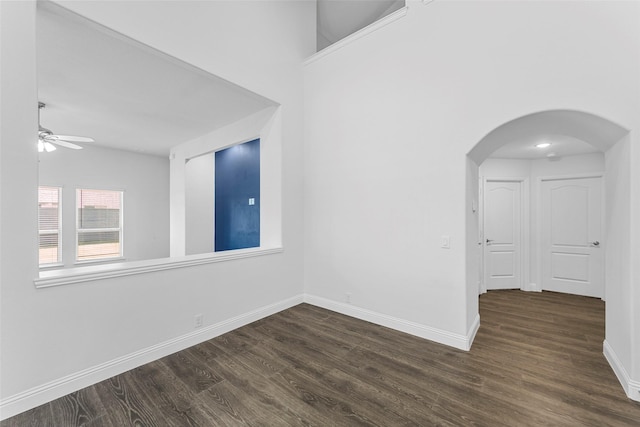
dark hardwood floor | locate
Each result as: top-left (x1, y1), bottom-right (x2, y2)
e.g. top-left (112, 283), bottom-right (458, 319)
top-left (3, 290), bottom-right (640, 426)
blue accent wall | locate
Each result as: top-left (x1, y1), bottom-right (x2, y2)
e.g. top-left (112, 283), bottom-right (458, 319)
top-left (214, 139), bottom-right (260, 251)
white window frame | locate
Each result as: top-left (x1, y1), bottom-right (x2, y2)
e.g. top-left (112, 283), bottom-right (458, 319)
top-left (38, 186), bottom-right (62, 267)
top-left (75, 188), bottom-right (124, 263)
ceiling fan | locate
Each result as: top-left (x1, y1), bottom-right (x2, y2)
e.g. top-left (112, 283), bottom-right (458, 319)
top-left (38, 102), bottom-right (95, 152)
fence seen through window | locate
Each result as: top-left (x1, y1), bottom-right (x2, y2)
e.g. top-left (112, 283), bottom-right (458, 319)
top-left (77, 188), bottom-right (123, 261)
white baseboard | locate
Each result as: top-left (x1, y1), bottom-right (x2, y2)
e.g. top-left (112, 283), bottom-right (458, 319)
top-left (603, 340), bottom-right (640, 402)
top-left (467, 313), bottom-right (481, 350)
top-left (522, 282), bottom-right (541, 292)
top-left (0, 294), bottom-right (304, 421)
top-left (304, 294), bottom-right (478, 351)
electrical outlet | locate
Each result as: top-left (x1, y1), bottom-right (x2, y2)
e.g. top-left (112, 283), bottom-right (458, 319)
top-left (195, 314), bottom-right (204, 328)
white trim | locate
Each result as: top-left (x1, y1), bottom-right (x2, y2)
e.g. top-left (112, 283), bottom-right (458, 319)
top-left (478, 177), bottom-right (486, 294)
top-left (536, 177), bottom-right (543, 296)
top-left (522, 179), bottom-right (531, 291)
top-left (603, 340), bottom-right (640, 402)
top-left (0, 294), bottom-right (303, 420)
top-left (73, 256), bottom-right (126, 267)
top-left (524, 282), bottom-right (541, 292)
top-left (39, 262), bottom-right (65, 270)
top-left (467, 313), bottom-right (481, 350)
top-left (34, 247), bottom-right (283, 288)
top-left (304, 294), bottom-right (478, 351)
top-left (539, 172), bottom-right (604, 182)
top-left (304, 6), bottom-right (408, 66)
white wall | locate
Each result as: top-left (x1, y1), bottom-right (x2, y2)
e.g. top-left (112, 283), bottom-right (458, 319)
top-left (465, 157), bottom-right (480, 330)
top-left (530, 152), bottom-right (605, 177)
top-left (39, 145), bottom-right (170, 265)
top-left (172, 106), bottom-right (282, 257)
top-left (303, 0), bottom-right (640, 393)
top-left (185, 152), bottom-right (214, 255)
top-left (604, 135), bottom-right (633, 388)
top-left (0, 0), bottom-right (314, 418)
top-left (481, 153), bottom-right (606, 178)
top-left (632, 131), bottom-right (640, 397)
top-left (480, 153), bottom-right (605, 291)
top-left (480, 158), bottom-right (531, 178)
top-left (3, 0), bottom-right (640, 418)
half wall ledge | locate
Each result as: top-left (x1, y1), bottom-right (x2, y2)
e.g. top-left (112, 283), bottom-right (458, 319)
top-left (34, 247), bottom-right (284, 289)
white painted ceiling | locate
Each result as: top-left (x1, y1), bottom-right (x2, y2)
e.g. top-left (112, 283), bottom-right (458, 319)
top-left (471, 110), bottom-right (628, 163)
top-left (37, 3), bottom-right (276, 157)
top-left (488, 134), bottom-right (599, 160)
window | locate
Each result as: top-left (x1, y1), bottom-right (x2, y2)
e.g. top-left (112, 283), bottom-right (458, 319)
top-left (38, 186), bottom-right (62, 266)
top-left (76, 189), bottom-right (123, 261)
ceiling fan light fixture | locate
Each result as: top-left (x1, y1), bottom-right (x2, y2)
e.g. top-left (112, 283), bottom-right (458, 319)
top-left (535, 142), bottom-right (551, 149)
top-left (43, 141), bottom-right (57, 152)
top-left (37, 139), bottom-right (57, 152)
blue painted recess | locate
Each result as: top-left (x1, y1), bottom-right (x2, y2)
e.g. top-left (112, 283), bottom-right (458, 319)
top-left (214, 139), bottom-right (260, 252)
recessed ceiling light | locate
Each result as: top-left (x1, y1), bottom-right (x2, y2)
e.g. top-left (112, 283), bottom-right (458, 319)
top-left (535, 142), bottom-right (551, 148)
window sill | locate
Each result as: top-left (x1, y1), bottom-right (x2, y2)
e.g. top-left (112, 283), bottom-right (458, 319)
top-left (74, 257), bottom-right (126, 266)
top-left (39, 262), bottom-right (65, 270)
top-left (34, 247), bottom-right (283, 289)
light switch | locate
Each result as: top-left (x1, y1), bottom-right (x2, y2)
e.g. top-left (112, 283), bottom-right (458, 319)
top-left (248, 198), bottom-right (255, 205)
top-left (441, 235), bottom-right (451, 249)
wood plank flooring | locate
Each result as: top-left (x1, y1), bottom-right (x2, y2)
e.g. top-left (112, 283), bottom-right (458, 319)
top-left (3, 290), bottom-right (640, 426)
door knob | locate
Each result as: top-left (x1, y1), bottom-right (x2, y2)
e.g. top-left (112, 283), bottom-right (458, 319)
top-left (591, 241), bottom-right (600, 246)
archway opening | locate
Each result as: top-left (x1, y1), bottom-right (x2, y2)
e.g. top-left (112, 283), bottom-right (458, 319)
top-left (465, 109), bottom-right (630, 354)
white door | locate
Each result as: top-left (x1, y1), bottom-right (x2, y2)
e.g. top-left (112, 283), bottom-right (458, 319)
top-left (484, 180), bottom-right (522, 290)
top-left (541, 177), bottom-right (604, 298)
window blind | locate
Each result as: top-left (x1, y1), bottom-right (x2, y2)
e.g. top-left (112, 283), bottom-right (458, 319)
top-left (38, 186), bottom-right (61, 265)
top-left (77, 189), bottom-right (123, 261)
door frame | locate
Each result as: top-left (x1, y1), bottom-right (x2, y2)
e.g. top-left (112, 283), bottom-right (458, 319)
top-left (479, 176), bottom-right (530, 294)
top-left (536, 173), bottom-right (605, 300)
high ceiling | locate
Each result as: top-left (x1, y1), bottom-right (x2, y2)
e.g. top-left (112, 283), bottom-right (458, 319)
top-left (37, 2), bottom-right (276, 157)
top-left (38, 1), bottom-right (609, 161)
top-left (316, 0), bottom-right (609, 161)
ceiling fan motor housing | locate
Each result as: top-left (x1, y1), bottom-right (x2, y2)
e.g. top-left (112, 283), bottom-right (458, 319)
top-left (37, 101), bottom-right (93, 150)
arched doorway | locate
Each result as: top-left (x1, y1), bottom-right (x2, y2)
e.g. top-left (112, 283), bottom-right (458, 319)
top-left (475, 110), bottom-right (628, 296)
top-left (468, 110), bottom-right (628, 296)
top-left (465, 110), bottom-right (637, 400)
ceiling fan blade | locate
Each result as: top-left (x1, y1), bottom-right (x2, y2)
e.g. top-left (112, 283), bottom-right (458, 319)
top-left (48, 134), bottom-right (95, 143)
top-left (47, 139), bottom-right (83, 150)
